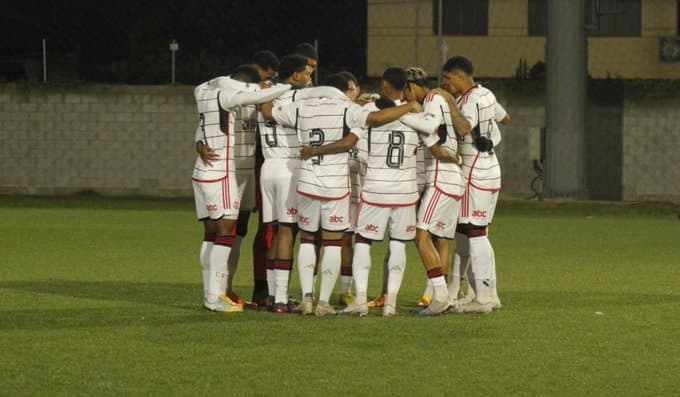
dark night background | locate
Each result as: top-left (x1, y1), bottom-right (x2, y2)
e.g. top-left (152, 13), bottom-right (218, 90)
top-left (0, 0), bottom-right (367, 84)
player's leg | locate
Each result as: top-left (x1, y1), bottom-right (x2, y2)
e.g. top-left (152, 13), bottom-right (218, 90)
top-left (315, 197), bottom-right (350, 316)
top-left (414, 188), bottom-right (458, 315)
top-left (295, 194), bottom-right (319, 314)
top-left (251, 163), bottom-right (271, 307)
top-left (383, 205), bottom-right (416, 316)
top-left (450, 227), bottom-right (471, 303)
top-left (199, 220), bottom-right (216, 298)
top-left (339, 231), bottom-right (354, 306)
top-left (273, 223), bottom-right (298, 312)
top-left (226, 209), bottom-right (250, 302)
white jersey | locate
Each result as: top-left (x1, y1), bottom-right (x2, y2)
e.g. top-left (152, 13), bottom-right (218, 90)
top-left (419, 93), bottom-right (466, 197)
top-left (348, 136), bottom-right (368, 205)
top-left (457, 84), bottom-right (506, 191)
top-left (192, 77), bottom-right (290, 182)
top-left (356, 101), bottom-right (419, 206)
top-left (258, 85), bottom-right (300, 160)
top-left (415, 144), bottom-right (426, 194)
top-left (233, 104), bottom-right (257, 175)
top-left (272, 91), bottom-right (372, 199)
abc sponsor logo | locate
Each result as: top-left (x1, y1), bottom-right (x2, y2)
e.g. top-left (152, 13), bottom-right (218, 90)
top-left (364, 224), bottom-right (379, 233)
top-left (435, 221), bottom-right (446, 230)
top-left (328, 215), bottom-right (344, 224)
top-left (298, 215), bottom-right (310, 225)
top-left (206, 204), bottom-right (218, 212)
top-left (472, 210), bottom-right (487, 218)
top-left (286, 207), bottom-right (298, 216)
top-left (405, 225), bottom-right (416, 233)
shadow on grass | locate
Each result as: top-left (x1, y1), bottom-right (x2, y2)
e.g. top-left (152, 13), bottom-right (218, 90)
top-left (0, 279), bottom-right (268, 330)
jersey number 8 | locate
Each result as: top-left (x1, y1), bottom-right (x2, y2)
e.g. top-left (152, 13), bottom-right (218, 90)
top-left (386, 131), bottom-right (405, 168)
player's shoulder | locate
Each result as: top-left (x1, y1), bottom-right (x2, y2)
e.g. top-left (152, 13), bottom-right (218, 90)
top-left (361, 101), bottom-right (378, 112)
top-left (462, 84), bottom-right (496, 105)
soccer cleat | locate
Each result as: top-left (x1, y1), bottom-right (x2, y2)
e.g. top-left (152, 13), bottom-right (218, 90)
top-left (315, 301), bottom-right (337, 316)
top-left (416, 297), bottom-right (451, 316)
top-left (416, 294), bottom-right (432, 307)
top-left (338, 293), bottom-right (354, 307)
top-left (272, 302), bottom-right (290, 314)
top-left (382, 304), bottom-right (396, 317)
top-left (203, 295), bottom-right (244, 313)
top-left (367, 294), bottom-right (386, 308)
top-left (292, 297), bottom-right (313, 315)
top-left (457, 300), bottom-right (493, 314)
top-left (339, 302), bottom-right (368, 317)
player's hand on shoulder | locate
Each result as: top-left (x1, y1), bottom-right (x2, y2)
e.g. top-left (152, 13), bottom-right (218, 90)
top-left (259, 80), bottom-right (273, 89)
top-left (299, 145), bottom-right (316, 160)
top-left (408, 100), bottom-right (423, 113)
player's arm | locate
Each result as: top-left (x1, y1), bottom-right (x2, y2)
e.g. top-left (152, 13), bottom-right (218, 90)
top-left (495, 102), bottom-right (510, 125)
top-left (260, 101), bottom-right (275, 121)
top-left (300, 133), bottom-right (359, 160)
top-left (364, 101), bottom-right (422, 127)
top-left (420, 133), bottom-right (462, 165)
top-left (220, 84), bottom-right (291, 109)
top-left (429, 88), bottom-right (471, 136)
top-left (295, 86), bottom-right (347, 101)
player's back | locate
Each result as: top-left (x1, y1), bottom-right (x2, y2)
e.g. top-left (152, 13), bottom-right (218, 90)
top-left (360, 101), bottom-right (419, 206)
top-left (258, 86), bottom-right (300, 160)
top-left (296, 97), bottom-right (353, 200)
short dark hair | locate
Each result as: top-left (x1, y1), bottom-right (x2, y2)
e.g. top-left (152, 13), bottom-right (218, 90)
top-left (324, 73), bottom-right (349, 93)
top-left (442, 56), bottom-right (474, 75)
top-left (381, 67), bottom-right (407, 91)
top-left (229, 64), bottom-right (261, 84)
top-left (252, 50), bottom-right (279, 71)
top-left (278, 55), bottom-right (308, 80)
top-left (294, 43), bottom-right (318, 60)
top-left (337, 71), bottom-right (358, 86)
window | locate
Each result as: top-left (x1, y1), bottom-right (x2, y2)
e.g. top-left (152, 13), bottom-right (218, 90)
top-left (527, 0), bottom-right (640, 37)
top-left (586, 0), bottom-right (640, 36)
top-left (528, 0), bottom-right (547, 36)
top-left (432, 0), bottom-right (488, 36)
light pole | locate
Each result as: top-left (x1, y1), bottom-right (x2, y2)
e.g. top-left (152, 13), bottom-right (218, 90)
top-left (169, 40), bottom-right (179, 84)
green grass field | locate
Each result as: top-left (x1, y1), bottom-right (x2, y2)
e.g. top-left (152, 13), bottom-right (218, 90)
top-left (1, 196), bottom-right (679, 396)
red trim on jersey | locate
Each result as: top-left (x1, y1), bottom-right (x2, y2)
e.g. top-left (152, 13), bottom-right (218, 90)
top-left (458, 85), bottom-right (477, 106)
top-left (296, 190), bottom-right (350, 201)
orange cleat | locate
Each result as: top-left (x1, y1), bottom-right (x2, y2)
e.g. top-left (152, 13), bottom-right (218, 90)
top-left (367, 294), bottom-right (386, 308)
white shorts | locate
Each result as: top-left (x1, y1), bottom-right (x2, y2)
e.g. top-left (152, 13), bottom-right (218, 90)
top-left (192, 177), bottom-right (240, 221)
top-left (297, 193), bottom-right (350, 233)
top-left (458, 182), bottom-right (499, 226)
top-left (417, 186), bottom-right (462, 239)
top-left (260, 159), bottom-right (300, 224)
top-left (356, 202), bottom-right (416, 241)
top-left (236, 170), bottom-right (255, 212)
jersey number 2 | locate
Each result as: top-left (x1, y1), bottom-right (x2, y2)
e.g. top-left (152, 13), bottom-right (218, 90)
top-left (310, 128), bottom-right (325, 165)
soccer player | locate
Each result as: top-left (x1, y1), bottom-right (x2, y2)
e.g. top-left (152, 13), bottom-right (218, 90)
top-left (294, 43), bottom-right (318, 81)
top-left (440, 56), bottom-right (509, 313)
top-left (257, 55), bottom-right (312, 313)
top-left (399, 66), bottom-right (472, 315)
top-left (250, 50), bottom-right (280, 306)
top-left (193, 65), bottom-right (290, 312)
top-left (263, 74), bottom-right (421, 315)
top-left (303, 68), bottom-right (422, 316)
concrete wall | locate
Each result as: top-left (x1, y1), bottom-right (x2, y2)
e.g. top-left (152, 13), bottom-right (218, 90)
top-left (367, 0), bottom-right (680, 79)
top-left (0, 83), bottom-right (678, 203)
top-left (0, 84), bottom-right (196, 197)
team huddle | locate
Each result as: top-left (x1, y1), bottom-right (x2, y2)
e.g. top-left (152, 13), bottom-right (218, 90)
top-left (191, 43), bottom-right (510, 317)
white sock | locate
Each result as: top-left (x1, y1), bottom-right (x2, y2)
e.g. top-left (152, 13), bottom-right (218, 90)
top-left (200, 241), bottom-right (213, 297)
top-left (275, 269), bottom-right (290, 304)
top-left (206, 244), bottom-right (231, 301)
top-left (266, 266), bottom-right (275, 297)
top-left (469, 236), bottom-right (493, 304)
top-left (297, 243), bottom-right (316, 297)
top-left (430, 274), bottom-right (448, 301)
top-left (352, 242), bottom-right (371, 305)
top-left (449, 232), bottom-right (469, 299)
top-left (381, 248), bottom-right (390, 294)
top-left (386, 240), bottom-right (406, 304)
top-left (341, 275), bottom-right (352, 294)
top-left (318, 245), bottom-right (341, 303)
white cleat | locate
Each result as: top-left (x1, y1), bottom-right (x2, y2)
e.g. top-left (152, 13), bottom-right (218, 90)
top-left (314, 301), bottom-right (337, 316)
top-left (382, 304), bottom-right (396, 317)
top-left (339, 301), bottom-right (368, 317)
top-left (417, 298), bottom-right (451, 316)
top-left (203, 295), bottom-right (244, 313)
top-left (490, 296), bottom-right (502, 310)
top-left (458, 300), bottom-right (493, 314)
top-left (293, 296), bottom-right (313, 315)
